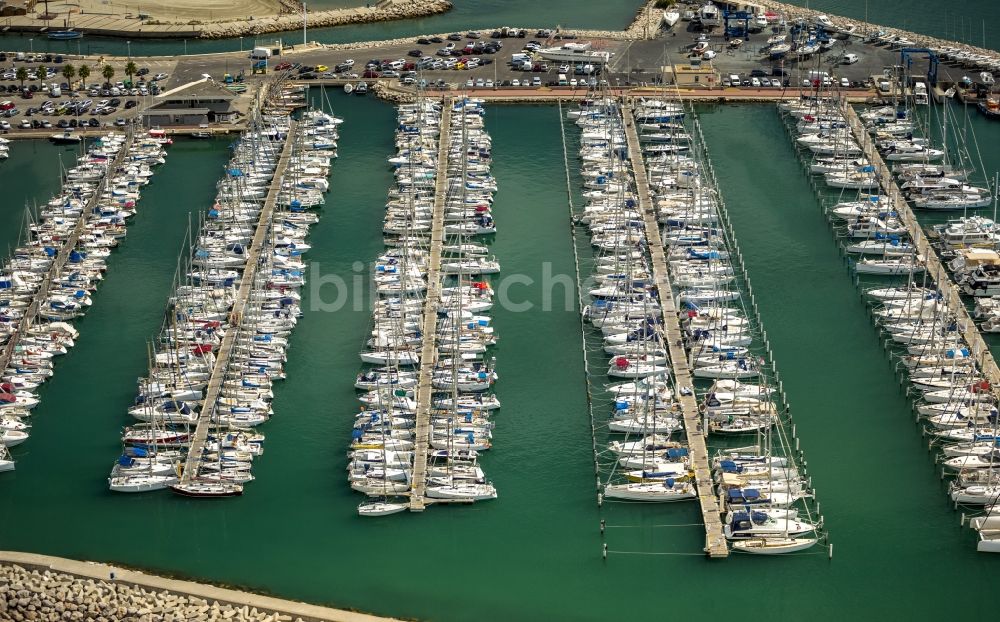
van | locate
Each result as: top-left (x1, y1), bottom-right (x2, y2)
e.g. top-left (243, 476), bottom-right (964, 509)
top-left (249, 47), bottom-right (271, 61)
top-left (510, 53), bottom-right (529, 64)
top-left (728, 73), bottom-right (740, 85)
top-left (558, 73), bottom-right (568, 86)
top-left (807, 70), bottom-right (829, 82)
top-left (49, 86), bottom-right (61, 97)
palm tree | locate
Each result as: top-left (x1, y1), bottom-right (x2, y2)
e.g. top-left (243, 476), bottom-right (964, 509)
top-left (125, 61), bottom-right (137, 86)
top-left (15, 67), bottom-right (28, 89)
top-left (35, 66), bottom-right (47, 83)
top-left (101, 64), bottom-right (115, 86)
top-left (61, 64), bottom-right (76, 87)
top-left (78, 65), bottom-right (91, 88)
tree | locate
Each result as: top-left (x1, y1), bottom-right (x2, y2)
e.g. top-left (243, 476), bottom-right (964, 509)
top-left (78, 65), bottom-right (91, 87)
top-left (35, 65), bottom-right (47, 82)
top-left (61, 64), bottom-right (75, 86)
top-left (102, 64), bottom-right (115, 85)
top-left (124, 61), bottom-right (137, 84)
top-left (15, 66), bottom-right (27, 88)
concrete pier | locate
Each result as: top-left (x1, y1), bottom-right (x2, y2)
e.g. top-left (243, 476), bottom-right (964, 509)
top-left (0, 129), bottom-right (134, 374)
top-left (621, 103), bottom-right (729, 558)
top-left (408, 98), bottom-right (451, 511)
top-left (179, 120), bottom-right (298, 485)
top-left (841, 100), bottom-right (1000, 399)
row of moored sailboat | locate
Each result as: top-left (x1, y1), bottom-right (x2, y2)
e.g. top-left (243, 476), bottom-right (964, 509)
top-left (353, 96), bottom-right (500, 516)
top-left (108, 86), bottom-right (342, 496)
top-left (2, 128), bottom-right (169, 473)
top-left (782, 90), bottom-right (1000, 553)
top-left (569, 93), bottom-right (825, 554)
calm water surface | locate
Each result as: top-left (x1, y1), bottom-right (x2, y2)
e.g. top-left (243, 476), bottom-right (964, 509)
top-left (0, 95), bottom-right (998, 620)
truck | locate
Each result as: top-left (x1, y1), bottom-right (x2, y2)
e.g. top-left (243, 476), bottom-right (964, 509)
top-left (249, 47), bottom-right (272, 61)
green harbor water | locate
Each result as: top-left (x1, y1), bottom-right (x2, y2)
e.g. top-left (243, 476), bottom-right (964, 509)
top-left (0, 95), bottom-right (999, 620)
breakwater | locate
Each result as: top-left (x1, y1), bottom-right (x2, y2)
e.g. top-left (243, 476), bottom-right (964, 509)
top-left (0, 0), bottom-right (452, 40)
top-left (0, 552), bottom-right (398, 622)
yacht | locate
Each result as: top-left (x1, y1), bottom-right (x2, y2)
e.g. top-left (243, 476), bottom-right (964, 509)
top-left (537, 42), bottom-right (612, 65)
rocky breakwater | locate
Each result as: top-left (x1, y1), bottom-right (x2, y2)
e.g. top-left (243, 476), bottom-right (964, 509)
top-left (0, 557), bottom-right (400, 622)
top-left (0, 565), bottom-right (289, 622)
top-left (196, 0), bottom-right (452, 39)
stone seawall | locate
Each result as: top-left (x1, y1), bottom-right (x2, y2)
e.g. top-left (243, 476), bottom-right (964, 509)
top-left (196, 0), bottom-right (452, 39)
top-left (0, 552), bottom-right (401, 622)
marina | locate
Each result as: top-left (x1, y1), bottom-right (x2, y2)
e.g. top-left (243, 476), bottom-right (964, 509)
top-left (778, 74), bottom-right (1000, 554)
top-left (4, 0), bottom-right (1000, 619)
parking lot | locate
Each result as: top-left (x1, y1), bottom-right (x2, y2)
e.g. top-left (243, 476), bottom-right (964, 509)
top-left (0, 52), bottom-right (180, 136)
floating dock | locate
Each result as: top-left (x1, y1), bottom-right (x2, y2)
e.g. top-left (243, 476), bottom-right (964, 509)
top-left (178, 120), bottom-right (298, 484)
top-left (621, 103), bottom-right (729, 558)
top-left (0, 130), bottom-right (135, 374)
top-left (409, 98), bottom-right (452, 511)
top-left (841, 100), bottom-right (1000, 399)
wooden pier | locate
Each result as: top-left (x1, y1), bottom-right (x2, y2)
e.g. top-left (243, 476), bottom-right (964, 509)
top-left (409, 98), bottom-right (452, 511)
top-left (0, 129), bottom-right (135, 374)
top-left (841, 100), bottom-right (1000, 401)
top-left (178, 120), bottom-right (298, 484)
top-left (621, 103), bottom-right (729, 558)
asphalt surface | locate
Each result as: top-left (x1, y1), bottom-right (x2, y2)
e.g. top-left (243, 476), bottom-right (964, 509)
top-left (0, 19), bottom-right (972, 137)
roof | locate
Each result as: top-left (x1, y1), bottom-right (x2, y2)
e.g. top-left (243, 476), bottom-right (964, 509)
top-left (141, 108), bottom-right (211, 116)
top-left (155, 77), bottom-right (236, 101)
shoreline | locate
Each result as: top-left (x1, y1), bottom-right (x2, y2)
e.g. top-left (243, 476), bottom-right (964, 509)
top-left (0, 551), bottom-right (403, 622)
top-left (0, 0), bottom-right (452, 40)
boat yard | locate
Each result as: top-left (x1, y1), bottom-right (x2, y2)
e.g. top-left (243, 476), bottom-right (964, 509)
top-left (3, 0), bottom-right (1000, 620)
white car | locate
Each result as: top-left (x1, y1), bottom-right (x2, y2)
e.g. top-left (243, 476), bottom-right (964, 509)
top-left (485, 79), bottom-right (494, 88)
top-left (0, 120), bottom-right (10, 130)
top-left (569, 78), bottom-right (578, 87)
top-left (840, 77), bottom-right (850, 88)
top-left (511, 78), bottom-right (520, 87)
top-left (153, 73), bottom-right (168, 81)
top-left (475, 78), bottom-right (485, 87)
top-left (558, 64), bottom-right (569, 73)
top-left (19, 119), bottom-right (30, 128)
top-left (465, 78), bottom-right (474, 87)
top-left (750, 77), bottom-right (760, 87)
top-left (703, 50), bottom-right (716, 60)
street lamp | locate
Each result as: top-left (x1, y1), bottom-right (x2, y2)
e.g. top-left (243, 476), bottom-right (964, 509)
top-left (127, 40), bottom-right (131, 61)
top-left (29, 39), bottom-right (33, 54)
top-left (239, 37), bottom-right (243, 53)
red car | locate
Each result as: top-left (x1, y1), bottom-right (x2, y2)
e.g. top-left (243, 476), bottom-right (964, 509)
top-left (274, 62), bottom-right (292, 71)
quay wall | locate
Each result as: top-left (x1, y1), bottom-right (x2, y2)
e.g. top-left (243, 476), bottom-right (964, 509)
top-left (0, 551), bottom-right (401, 622)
